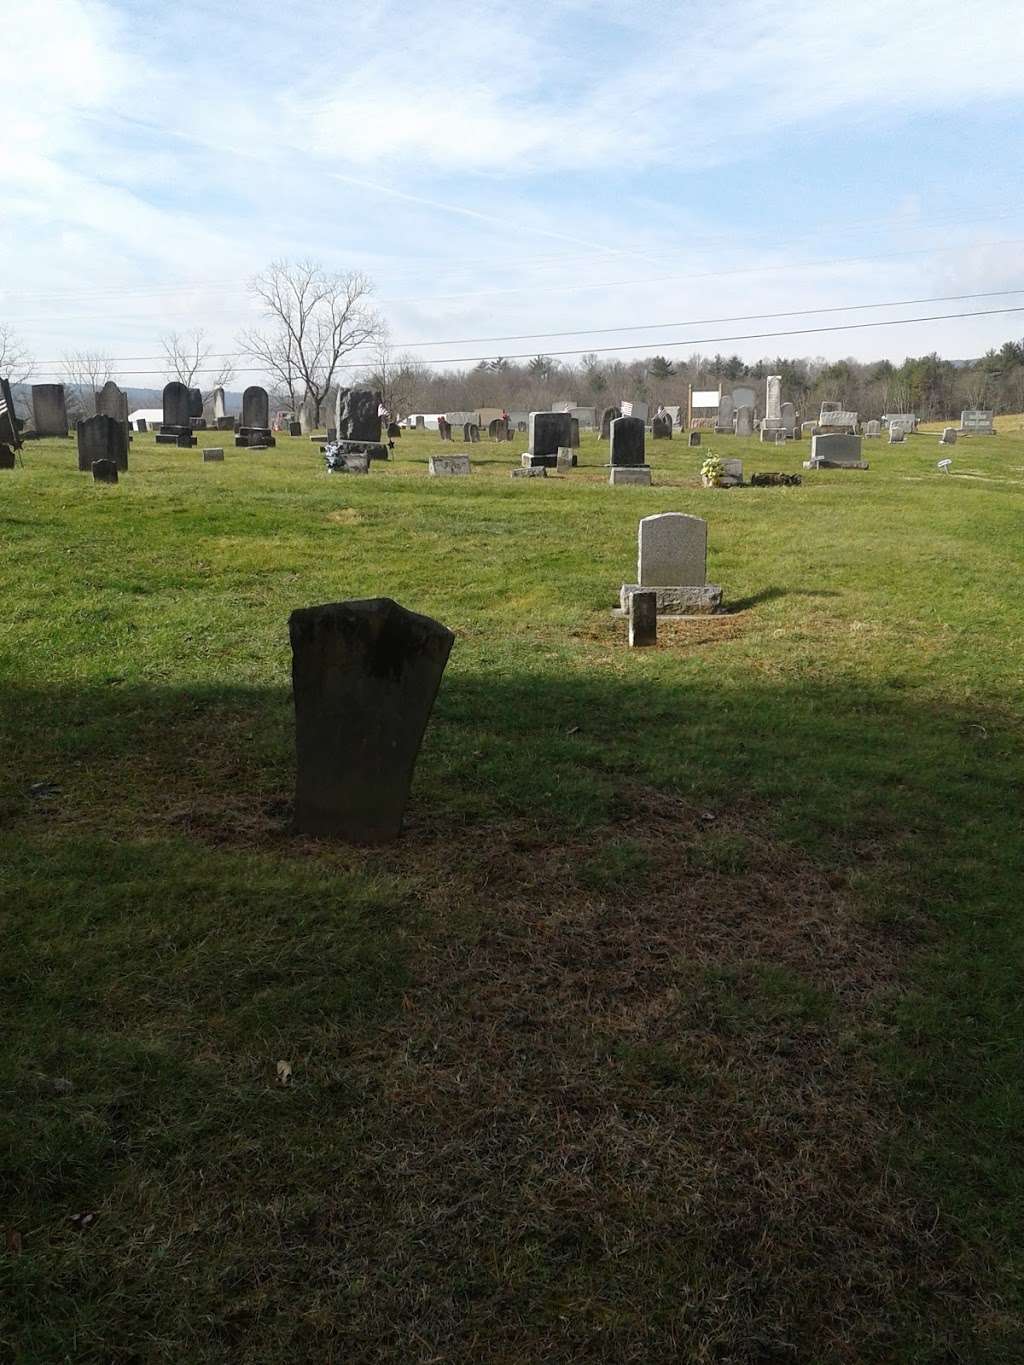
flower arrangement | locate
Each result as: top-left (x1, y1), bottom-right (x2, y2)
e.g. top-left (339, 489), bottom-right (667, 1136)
top-left (700, 454), bottom-right (725, 487)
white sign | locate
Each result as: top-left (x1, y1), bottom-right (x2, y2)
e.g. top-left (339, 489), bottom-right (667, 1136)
top-left (692, 390), bottom-right (720, 409)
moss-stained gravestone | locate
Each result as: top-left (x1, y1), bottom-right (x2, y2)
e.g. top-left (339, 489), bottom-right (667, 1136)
top-left (289, 598), bottom-right (454, 843)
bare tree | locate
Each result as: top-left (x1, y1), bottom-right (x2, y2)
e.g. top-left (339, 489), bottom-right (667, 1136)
top-left (160, 328), bottom-right (235, 395)
top-left (238, 260), bottom-right (383, 424)
top-left (363, 342), bottom-right (429, 419)
top-left (61, 352), bottom-right (116, 421)
top-left (0, 325), bottom-right (34, 384)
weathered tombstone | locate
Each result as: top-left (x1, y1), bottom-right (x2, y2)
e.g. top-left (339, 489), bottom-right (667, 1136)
top-left (628, 590), bottom-right (657, 648)
top-left (336, 388), bottom-right (381, 442)
top-left (765, 375), bottom-right (782, 422)
top-left (299, 396), bottom-right (316, 435)
top-left (487, 418), bottom-right (502, 440)
top-left (136, 418), bottom-right (148, 433)
top-left (688, 430), bottom-right (701, 447)
top-left (203, 448), bottom-right (224, 462)
top-left (960, 408), bottom-right (994, 435)
top-left (429, 454), bottom-right (471, 476)
top-left (716, 394), bottom-right (734, 432)
top-left (387, 422), bottom-right (401, 439)
top-left (806, 433), bottom-right (867, 468)
top-left (651, 415), bottom-right (672, 439)
top-left (437, 418), bottom-right (451, 441)
top-left (735, 406), bottom-right (753, 437)
top-left (31, 384), bottom-right (69, 437)
top-left (188, 388), bottom-right (203, 419)
top-left (163, 382), bottom-right (190, 428)
top-left (415, 415), bottom-right (425, 429)
top-left (760, 428), bottom-right (786, 444)
top-left (289, 598), bottom-right (455, 842)
top-left (732, 385), bottom-right (755, 414)
top-left (889, 426), bottom-right (905, 445)
top-left (289, 421), bottom-right (302, 437)
top-left (96, 381), bottom-right (129, 451)
top-left (91, 459), bottom-right (118, 484)
top-left (600, 406), bottom-right (621, 440)
top-left (212, 387), bottom-right (226, 420)
top-left (569, 417), bottom-right (580, 448)
top-left (0, 445), bottom-right (16, 469)
top-left (241, 385), bottom-right (270, 430)
top-left (620, 513), bottom-right (721, 615)
top-left (780, 401), bottom-right (796, 435)
top-left (940, 427), bottom-right (957, 445)
top-left (511, 466), bottom-right (546, 478)
top-left (864, 420), bottom-right (881, 437)
top-left (216, 416), bottom-right (235, 431)
top-left (77, 414), bottom-right (127, 472)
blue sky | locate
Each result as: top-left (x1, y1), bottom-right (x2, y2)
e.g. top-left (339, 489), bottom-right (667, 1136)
top-left (3, 0), bottom-right (1024, 384)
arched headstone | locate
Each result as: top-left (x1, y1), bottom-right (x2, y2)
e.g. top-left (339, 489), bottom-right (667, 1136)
top-left (600, 406), bottom-right (621, 440)
top-left (241, 386), bottom-right (270, 430)
top-left (163, 382), bottom-right (190, 428)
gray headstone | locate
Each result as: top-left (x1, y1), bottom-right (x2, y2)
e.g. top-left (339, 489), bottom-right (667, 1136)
top-left (511, 466), bottom-right (547, 478)
top-left (241, 386), bottom-right (270, 430)
top-left (864, 420), bottom-right (881, 437)
top-left (415, 415), bottom-right (425, 429)
top-left (628, 590), bottom-right (657, 648)
top-left (810, 433), bottom-right (863, 465)
top-left (716, 394), bottom-right (734, 431)
top-left (529, 411), bottom-right (572, 460)
top-left (940, 427), bottom-right (957, 445)
top-left (638, 512), bottom-right (707, 587)
top-left (289, 598), bottom-right (455, 842)
top-left (609, 415), bottom-right (646, 466)
top-left (188, 388), bottom-right (203, 419)
top-left (300, 396), bottom-right (316, 435)
top-left (77, 414), bottom-right (127, 472)
top-left (136, 418), bottom-right (148, 433)
top-left (204, 448), bottom-right (224, 462)
top-left (31, 384), bottom-right (69, 437)
top-left (91, 459), bottom-right (118, 484)
top-left (212, 387), bottom-right (226, 419)
top-left (429, 455), bottom-right (470, 476)
top-left (609, 467), bottom-right (652, 486)
top-left (732, 386), bottom-right (755, 413)
top-left (163, 382), bottom-right (190, 428)
top-left (688, 430), bottom-right (701, 447)
top-left (651, 415), bottom-right (673, 440)
top-left (735, 406), bottom-right (753, 437)
top-left (600, 407), bottom-right (621, 439)
top-left (336, 388), bottom-right (381, 442)
top-left (780, 401), bottom-right (796, 434)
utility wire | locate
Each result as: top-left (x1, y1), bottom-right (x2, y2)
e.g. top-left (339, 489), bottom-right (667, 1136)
top-left (23, 304), bottom-right (1024, 380)
top-left (25, 289), bottom-right (1024, 366)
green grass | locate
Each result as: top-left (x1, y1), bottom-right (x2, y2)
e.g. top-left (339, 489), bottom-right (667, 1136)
top-left (1, 424), bottom-right (1023, 1361)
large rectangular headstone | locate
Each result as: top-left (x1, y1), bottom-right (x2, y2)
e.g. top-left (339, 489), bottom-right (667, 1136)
top-left (528, 411), bottom-right (572, 461)
top-left (780, 401), bottom-right (796, 435)
top-left (289, 598), bottom-right (455, 843)
top-left (810, 433), bottom-right (863, 465)
top-left (31, 384), bottom-right (68, 437)
top-left (77, 414), bottom-right (127, 471)
top-left (336, 388), bottom-right (381, 442)
top-left (96, 381), bottom-right (130, 451)
top-left (960, 409), bottom-right (994, 434)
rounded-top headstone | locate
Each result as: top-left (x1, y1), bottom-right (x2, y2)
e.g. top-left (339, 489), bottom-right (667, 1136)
top-left (163, 382), bottom-right (190, 428)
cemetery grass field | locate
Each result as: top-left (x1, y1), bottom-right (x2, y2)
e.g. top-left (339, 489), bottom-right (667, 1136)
top-left (2, 425), bottom-right (1023, 1364)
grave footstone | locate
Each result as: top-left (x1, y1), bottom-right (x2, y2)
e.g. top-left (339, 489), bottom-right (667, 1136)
top-left (511, 466), bottom-right (546, 478)
top-left (204, 448), bottom-right (224, 462)
top-left (77, 414), bottom-right (127, 472)
top-left (289, 421), bottom-right (302, 436)
top-left (528, 411), bottom-right (572, 465)
top-left (429, 455), bottom-right (471, 476)
top-left (31, 384), bottom-right (69, 437)
top-left (940, 427), bottom-right (957, 445)
top-left (628, 590), bottom-right (657, 648)
top-left (620, 512), bottom-right (721, 615)
top-left (289, 597), bottom-right (455, 842)
top-left (91, 459), bottom-right (118, 483)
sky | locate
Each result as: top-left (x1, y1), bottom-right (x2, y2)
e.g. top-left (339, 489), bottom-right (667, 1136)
top-left (3, 0), bottom-right (1024, 386)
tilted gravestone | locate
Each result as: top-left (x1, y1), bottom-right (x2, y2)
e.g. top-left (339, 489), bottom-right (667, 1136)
top-left (735, 406), bottom-right (753, 436)
top-left (77, 414), bottom-right (127, 471)
top-left (780, 401), bottom-right (796, 435)
top-left (336, 388), bottom-right (381, 442)
top-left (136, 418), bottom-right (148, 433)
top-left (32, 384), bottom-right (69, 437)
top-left (688, 430), bottom-right (701, 447)
top-left (241, 385), bottom-right (270, 430)
top-left (92, 459), bottom-right (118, 483)
top-left (940, 427), bottom-right (957, 445)
top-left (960, 409), bottom-right (994, 435)
top-left (600, 406), bottom-right (621, 440)
top-left (620, 513), bottom-right (722, 615)
top-left (188, 388), bottom-right (203, 419)
top-left (289, 598), bottom-right (455, 842)
top-left (429, 455), bottom-right (471, 476)
top-left (212, 387), bottom-right (226, 420)
top-left (96, 381), bottom-right (129, 452)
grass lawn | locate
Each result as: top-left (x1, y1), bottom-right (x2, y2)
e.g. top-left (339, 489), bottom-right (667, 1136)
top-left (1, 423), bottom-right (1023, 1362)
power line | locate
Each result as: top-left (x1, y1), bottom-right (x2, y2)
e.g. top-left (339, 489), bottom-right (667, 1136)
top-left (24, 304), bottom-right (1024, 380)
top-left (24, 287), bottom-right (1024, 366)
